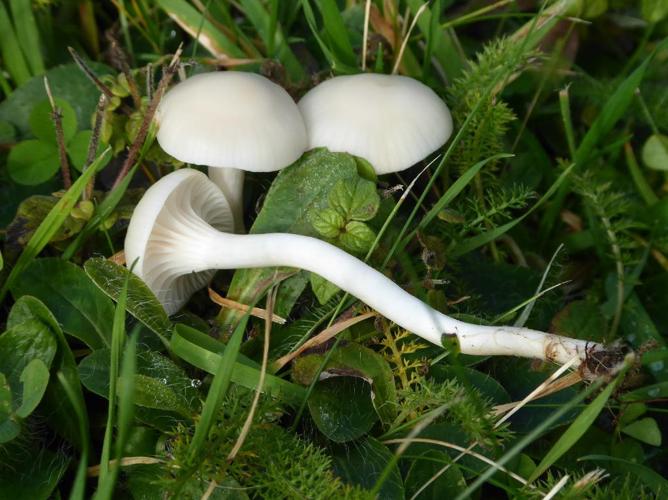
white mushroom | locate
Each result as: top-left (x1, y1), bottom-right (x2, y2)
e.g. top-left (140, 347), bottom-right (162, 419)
top-left (156, 71), bottom-right (308, 231)
top-left (125, 169), bottom-right (607, 367)
top-left (298, 73), bottom-right (453, 174)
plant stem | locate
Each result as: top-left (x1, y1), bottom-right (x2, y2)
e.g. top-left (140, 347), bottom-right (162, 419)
top-left (44, 77), bottom-right (72, 189)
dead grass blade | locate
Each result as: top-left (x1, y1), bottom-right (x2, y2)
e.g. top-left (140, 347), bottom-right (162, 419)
top-left (208, 287), bottom-right (286, 325)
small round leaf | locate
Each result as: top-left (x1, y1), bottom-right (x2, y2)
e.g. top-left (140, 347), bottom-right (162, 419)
top-left (7, 140), bottom-right (60, 185)
top-left (642, 134), bottom-right (668, 171)
top-left (29, 99), bottom-right (77, 144)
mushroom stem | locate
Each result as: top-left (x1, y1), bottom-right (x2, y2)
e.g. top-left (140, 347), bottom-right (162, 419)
top-left (179, 226), bottom-right (597, 366)
top-left (208, 167), bottom-right (245, 233)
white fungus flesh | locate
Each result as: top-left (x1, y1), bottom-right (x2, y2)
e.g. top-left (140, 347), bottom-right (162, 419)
top-left (298, 73), bottom-right (453, 174)
top-left (125, 169), bottom-right (608, 367)
top-left (156, 71), bottom-right (308, 172)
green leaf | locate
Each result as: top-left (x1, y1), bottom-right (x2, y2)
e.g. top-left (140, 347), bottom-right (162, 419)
top-left (0, 119), bottom-right (15, 144)
top-left (15, 358), bottom-right (49, 419)
top-left (309, 376), bottom-right (378, 442)
top-left (528, 379), bottom-right (618, 482)
top-left (29, 98), bottom-right (77, 143)
top-left (313, 0), bottom-right (357, 67)
top-left (84, 257), bottom-right (172, 347)
top-left (0, 62), bottom-right (112, 138)
top-left (332, 437), bottom-right (404, 499)
top-left (8, 296), bottom-right (87, 447)
top-left (642, 0), bottom-right (668, 23)
top-left (0, 374), bottom-right (20, 443)
top-left (339, 221), bottom-right (377, 254)
top-left (7, 139), bottom-right (59, 185)
top-left (8, 0), bottom-right (44, 76)
top-left (403, 450), bottom-right (467, 499)
top-left (0, 147), bottom-right (111, 302)
top-left (79, 348), bottom-right (198, 418)
top-left (293, 342), bottom-right (396, 425)
top-left (641, 134), bottom-right (668, 171)
top-left (310, 273), bottom-right (340, 305)
top-left (621, 417), bottom-right (662, 446)
top-left (0, 320), bottom-right (57, 405)
top-left (11, 258), bottom-right (114, 349)
top-left (550, 300), bottom-right (607, 342)
top-left (329, 177), bottom-right (380, 222)
top-left (311, 208), bottom-right (345, 239)
top-left (68, 130), bottom-right (109, 172)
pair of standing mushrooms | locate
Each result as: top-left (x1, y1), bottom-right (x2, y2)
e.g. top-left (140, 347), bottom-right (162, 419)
top-left (126, 71), bottom-right (610, 368)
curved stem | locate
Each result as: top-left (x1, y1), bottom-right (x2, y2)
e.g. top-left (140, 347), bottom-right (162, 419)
top-left (187, 228), bottom-right (597, 366)
top-left (208, 167), bottom-right (245, 233)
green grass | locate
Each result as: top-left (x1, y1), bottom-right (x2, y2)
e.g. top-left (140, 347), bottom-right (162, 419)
top-left (0, 1), bottom-right (667, 499)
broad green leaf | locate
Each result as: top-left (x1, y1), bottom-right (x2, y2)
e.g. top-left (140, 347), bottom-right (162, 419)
top-left (0, 320), bottom-right (56, 403)
top-left (309, 376), bottom-right (378, 442)
top-left (550, 300), bottom-right (607, 342)
top-left (339, 220), bottom-right (376, 254)
top-left (79, 348), bottom-right (198, 418)
top-left (223, 149), bottom-right (361, 324)
top-left (641, 134), bottom-right (668, 171)
top-left (7, 139), bottom-right (59, 185)
top-left (332, 437), bottom-right (405, 499)
top-left (528, 379), bottom-right (617, 482)
top-left (68, 130), bottom-right (109, 172)
top-left (403, 450), bottom-right (467, 499)
top-left (642, 0), bottom-right (668, 22)
top-left (84, 257), bottom-right (172, 347)
top-left (0, 374), bottom-right (20, 443)
top-left (29, 98), bottom-right (77, 143)
top-left (11, 258), bottom-right (114, 349)
top-left (311, 208), bottom-right (345, 239)
top-left (310, 273), bottom-right (340, 305)
top-left (0, 119), bottom-right (15, 143)
top-left (329, 177), bottom-right (380, 222)
top-left (621, 417), bottom-right (662, 446)
top-left (7, 295), bottom-right (87, 446)
top-left (15, 358), bottom-right (49, 418)
top-left (293, 342), bottom-right (396, 424)
top-left (0, 147), bottom-right (111, 302)
top-left (0, 62), bottom-right (112, 138)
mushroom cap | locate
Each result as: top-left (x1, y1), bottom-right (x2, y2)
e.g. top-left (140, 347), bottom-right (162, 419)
top-left (156, 72), bottom-right (308, 172)
top-left (298, 73), bottom-right (453, 174)
top-left (125, 169), bottom-right (234, 315)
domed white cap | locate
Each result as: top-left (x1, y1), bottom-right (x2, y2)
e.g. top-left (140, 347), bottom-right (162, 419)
top-left (298, 74), bottom-right (453, 174)
top-left (156, 72), bottom-right (308, 172)
top-left (125, 169), bottom-right (234, 315)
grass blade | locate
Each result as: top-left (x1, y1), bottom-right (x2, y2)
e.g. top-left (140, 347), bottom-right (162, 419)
top-left (171, 324), bottom-right (306, 405)
top-left (0, 2), bottom-right (31, 85)
top-left (528, 370), bottom-right (624, 482)
top-left (8, 0), bottom-right (44, 75)
top-left (314, 0), bottom-right (356, 67)
top-left (157, 0), bottom-right (245, 59)
top-left (94, 270), bottom-right (129, 499)
top-left (0, 147), bottom-right (111, 302)
top-left (186, 309), bottom-right (251, 464)
top-left (57, 371), bottom-right (90, 500)
top-left (578, 455), bottom-right (668, 495)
